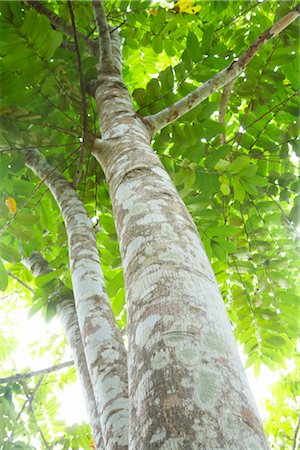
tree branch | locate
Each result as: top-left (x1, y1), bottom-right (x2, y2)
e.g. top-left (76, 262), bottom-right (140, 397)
top-left (21, 378), bottom-right (51, 450)
top-left (7, 271), bottom-right (35, 293)
top-left (25, 1), bottom-right (98, 55)
top-left (292, 415), bottom-right (300, 450)
top-left (0, 361), bottom-right (74, 384)
top-left (144, 3), bottom-right (300, 135)
top-left (67, 0), bottom-right (89, 189)
top-left (8, 376), bottom-right (45, 445)
top-left (92, 0), bottom-right (113, 70)
top-left (22, 251), bottom-right (104, 448)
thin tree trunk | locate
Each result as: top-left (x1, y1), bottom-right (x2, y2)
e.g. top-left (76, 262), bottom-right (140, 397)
top-left (24, 149), bottom-right (128, 450)
top-left (92, 78), bottom-right (270, 449)
top-left (22, 251), bottom-right (104, 449)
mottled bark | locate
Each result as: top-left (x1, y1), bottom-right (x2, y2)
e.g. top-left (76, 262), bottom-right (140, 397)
top-left (92, 74), bottom-right (270, 449)
top-left (92, 0), bottom-right (113, 71)
top-left (24, 150), bottom-right (128, 450)
top-left (22, 251), bottom-right (103, 449)
top-left (144, 4), bottom-right (300, 135)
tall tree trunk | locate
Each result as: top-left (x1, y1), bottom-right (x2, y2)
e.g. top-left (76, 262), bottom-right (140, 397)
top-left (92, 70), bottom-right (270, 450)
top-left (22, 252), bottom-right (104, 449)
top-left (24, 149), bottom-right (128, 450)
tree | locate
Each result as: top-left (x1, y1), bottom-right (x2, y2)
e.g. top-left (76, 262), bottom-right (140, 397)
top-left (0, 0), bottom-right (299, 448)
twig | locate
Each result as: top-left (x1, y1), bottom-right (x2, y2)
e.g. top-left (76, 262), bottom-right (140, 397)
top-left (31, 84), bottom-right (81, 129)
top-left (225, 91), bottom-right (298, 145)
top-left (219, 78), bottom-right (236, 144)
top-left (231, 37), bottom-right (280, 150)
top-left (0, 142), bottom-right (79, 153)
top-left (92, 0), bottom-right (113, 70)
top-left (0, 361), bottom-right (74, 385)
top-left (0, 146), bottom-right (81, 239)
top-left (21, 378), bottom-right (51, 449)
top-left (292, 415), bottom-right (300, 450)
top-left (67, 0), bottom-right (89, 189)
top-left (144, 3), bottom-right (300, 135)
top-left (7, 271), bottom-right (35, 293)
top-left (8, 376), bottom-right (45, 444)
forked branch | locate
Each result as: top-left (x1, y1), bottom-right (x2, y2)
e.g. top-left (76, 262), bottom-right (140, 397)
top-left (144, 3), bottom-right (300, 136)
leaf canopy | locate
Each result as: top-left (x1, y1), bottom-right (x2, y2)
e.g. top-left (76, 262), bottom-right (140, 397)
top-left (0, 0), bottom-right (299, 448)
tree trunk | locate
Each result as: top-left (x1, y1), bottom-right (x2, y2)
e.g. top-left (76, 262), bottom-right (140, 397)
top-left (92, 71), bottom-right (270, 448)
top-left (22, 252), bottom-right (104, 449)
top-left (24, 149), bottom-right (128, 449)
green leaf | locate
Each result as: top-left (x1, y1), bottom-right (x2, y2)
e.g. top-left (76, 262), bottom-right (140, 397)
top-left (146, 78), bottom-right (160, 98)
top-left (228, 156), bottom-right (251, 174)
top-left (211, 240), bottom-right (226, 261)
top-left (132, 88), bottom-right (148, 107)
top-left (106, 270), bottom-right (124, 298)
top-left (206, 225), bottom-right (239, 237)
top-left (14, 214), bottom-right (40, 226)
top-left (0, 258), bottom-right (8, 291)
top-left (201, 25), bottom-right (214, 55)
top-left (231, 177), bottom-right (245, 202)
top-left (45, 301), bottom-right (57, 323)
top-left (159, 66), bottom-right (174, 91)
top-left (243, 174), bottom-right (268, 187)
top-left (240, 179), bottom-right (258, 196)
top-left (183, 168), bottom-right (196, 188)
top-left (28, 298), bottom-right (47, 318)
top-left (112, 287), bottom-right (125, 316)
top-left (100, 215), bottom-right (116, 235)
top-left (35, 270), bottom-right (63, 288)
top-left (215, 159), bottom-right (230, 172)
top-left (152, 36), bottom-right (163, 54)
top-left (0, 243), bottom-right (21, 263)
top-left (219, 174), bottom-right (230, 196)
top-left (187, 32), bottom-right (202, 63)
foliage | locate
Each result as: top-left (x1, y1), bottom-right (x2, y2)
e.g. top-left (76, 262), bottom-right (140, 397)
top-left (264, 361), bottom-right (300, 449)
top-left (0, 0), bottom-right (299, 447)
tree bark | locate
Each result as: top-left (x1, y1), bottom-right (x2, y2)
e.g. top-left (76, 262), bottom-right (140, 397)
top-left (92, 71), bottom-right (270, 450)
top-left (22, 251), bottom-right (104, 449)
top-left (24, 149), bottom-right (128, 450)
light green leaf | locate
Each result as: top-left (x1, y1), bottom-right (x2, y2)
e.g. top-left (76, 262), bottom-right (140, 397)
top-left (206, 225), bottom-right (239, 237)
top-left (215, 159), bottom-right (230, 172)
top-left (228, 156), bottom-right (251, 174)
top-left (106, 270), bottom-right (124, 298)
top-left (28, 298), bottom-right (47, 318)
